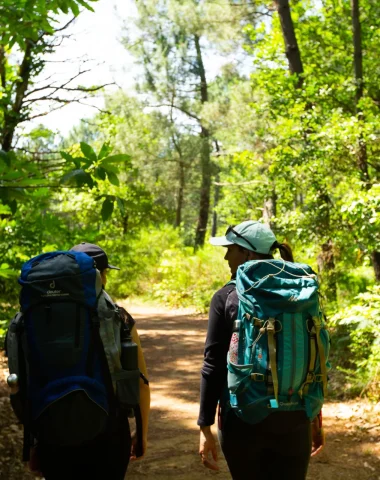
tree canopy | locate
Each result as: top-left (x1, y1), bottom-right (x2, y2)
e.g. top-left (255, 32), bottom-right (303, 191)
top-left (0, 0), bottom-right (379, 399)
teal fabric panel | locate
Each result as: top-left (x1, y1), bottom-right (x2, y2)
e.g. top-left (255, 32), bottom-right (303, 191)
top-left (293, 312), bottom-right (307, 389)
top-left (279, 313), bottom-right (292, 395)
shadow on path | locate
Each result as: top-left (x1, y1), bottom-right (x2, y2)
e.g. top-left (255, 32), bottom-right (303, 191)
top-left (126, 309), bottom-right (380, 480)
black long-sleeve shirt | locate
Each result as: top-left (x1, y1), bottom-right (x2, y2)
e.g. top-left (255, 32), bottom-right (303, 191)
top-left (198, 280), bottom-right (238, 426)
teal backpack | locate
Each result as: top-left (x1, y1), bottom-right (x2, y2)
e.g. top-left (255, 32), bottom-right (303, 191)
top-left (227, 259), bottom-right (330, 424)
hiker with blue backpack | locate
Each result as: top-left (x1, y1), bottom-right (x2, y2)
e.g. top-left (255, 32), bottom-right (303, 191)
top-left (6, 243), bottom-right (150, 479)
top-left (198, 221), bottom-right (329, 479)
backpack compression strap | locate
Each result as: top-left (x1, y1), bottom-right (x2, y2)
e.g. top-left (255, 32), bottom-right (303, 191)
top-left (267, 318), bottom-right (279, 408)
top-left (312, 316), bottom-right (328, 396)
top-left (298, 325), bottom-right (317, 398)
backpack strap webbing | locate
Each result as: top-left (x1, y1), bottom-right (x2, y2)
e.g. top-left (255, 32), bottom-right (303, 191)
top-left (298, 326), bottom-right (317, 398)
top-left (312, 316), bottom-right (328, 397)
top-left (267, 318), bottom-right (279, 407)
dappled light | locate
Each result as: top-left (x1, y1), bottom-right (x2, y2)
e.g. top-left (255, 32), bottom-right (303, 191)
top-left (124, 311), bottom-right (380, 480)
top-left (0, 0), bottom-right (379, 478)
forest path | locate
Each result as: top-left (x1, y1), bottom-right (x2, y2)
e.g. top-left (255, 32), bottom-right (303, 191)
top-left (125, 304), bottom-right (380, 480)
top-left (0, 304), bottom-right (379, 479)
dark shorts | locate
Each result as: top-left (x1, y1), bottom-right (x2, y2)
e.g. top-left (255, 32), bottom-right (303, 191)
top-left (38, 415), bottom-right (131, 480)
top-left (218, 409), bottom-right (312, 480)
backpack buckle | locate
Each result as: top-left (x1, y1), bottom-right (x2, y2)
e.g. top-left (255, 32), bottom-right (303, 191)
top-left (251, 373), bottom-right (265, 382)
top-left (315, 374), bottom-right (323, 383)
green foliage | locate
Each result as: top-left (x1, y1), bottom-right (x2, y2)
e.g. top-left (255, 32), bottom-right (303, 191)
top-left (0, 0), bottom-right (98, 49)
top-left (331, 286), bottom-right (380, 400)
top-left (0, 0), bottom-right (379, 401)
top-left (103, 224), bottom-right (229, 312)
top-left (151, 243), bottom-right (228, 311)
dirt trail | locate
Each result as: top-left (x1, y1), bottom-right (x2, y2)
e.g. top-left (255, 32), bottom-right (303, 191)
top-left (0, 305), bottom-right (379, 479)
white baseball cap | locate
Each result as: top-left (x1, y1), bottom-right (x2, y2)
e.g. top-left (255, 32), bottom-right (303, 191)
top-left (209, 221), bottom-right (277, 254)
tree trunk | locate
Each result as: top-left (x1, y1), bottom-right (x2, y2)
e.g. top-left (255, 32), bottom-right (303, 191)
top-left (194, 35), bottom-right (211, 248)
top-left (263, 188), bottom-right (277, 230)
top-left (316, 190), bottom-right (338, 302)
top-left (195, 127), bottom-right (212, 247)
top-left (211, 167), bottom-right (220, 237)
top-left (351, 0), bottom-right (379, 278)
top-left (1, 41), bottom-right (33, 151)
top-left (274, 0), bottom-right (304, 87)
top-left (317, 239), bottom-right (337, 303)
top-left (175, 159), bottom-right (185, 228)
top-left (371, 251), bottom-right (380, 282)
top-left (351, 0), bottom-right (370, 185)
top-left (211, 140), bottom-right (221, 237)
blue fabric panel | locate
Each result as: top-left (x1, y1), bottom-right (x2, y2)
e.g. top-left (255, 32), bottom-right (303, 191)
top-left (31, 376), bottom-right (108, 420)
top-left (73, 251), bottom-right (97, 308)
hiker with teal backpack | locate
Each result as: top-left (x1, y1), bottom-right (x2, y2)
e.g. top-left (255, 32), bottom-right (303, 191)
top-left (198, 221), bottom-right (329, 479)
top-left (6, 243), bottom-right (150, 479)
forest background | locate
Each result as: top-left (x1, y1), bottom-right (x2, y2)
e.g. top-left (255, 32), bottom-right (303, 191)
top-left (0, 0), bottom-right (379, 401)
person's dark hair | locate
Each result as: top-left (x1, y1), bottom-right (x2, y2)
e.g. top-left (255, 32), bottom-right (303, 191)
top-left (238, 241), bottom-right (294, 262)
top-left (271, 241), bottom-right (294, 262)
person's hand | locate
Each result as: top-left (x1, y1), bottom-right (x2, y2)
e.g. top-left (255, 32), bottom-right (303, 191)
top-left (130, 431), bottom-right (147, 461)
top-left (311, 413), bottom-right (325, 457)
top-left (199, 426), bottom-right (219, 471)
top-left (27, 446), bottom-right (42, 476)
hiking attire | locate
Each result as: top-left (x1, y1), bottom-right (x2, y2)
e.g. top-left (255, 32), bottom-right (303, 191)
top-left (199, 221), bottom-right (328, 479)
top-left (198, 280), bottom-right (312, 480)
top-left (6, 248), bottom-right (150, 479)
top-left (37, 413), bottom-right (131, 480)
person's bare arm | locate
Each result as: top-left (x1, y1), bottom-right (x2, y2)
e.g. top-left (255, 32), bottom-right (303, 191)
top-left (131, 327), bottom-right (150, 459)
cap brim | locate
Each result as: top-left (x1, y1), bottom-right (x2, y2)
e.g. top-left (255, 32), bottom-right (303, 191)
top-left (209, 236), bottom-right (234, 247)
top-left (107, 264), bottom-right (120, 270)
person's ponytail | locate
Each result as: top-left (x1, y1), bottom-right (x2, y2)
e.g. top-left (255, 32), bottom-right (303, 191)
top-left (270, 241), bottom-right (294, 262)
top-left (278, 243), bottom-right (294, 262)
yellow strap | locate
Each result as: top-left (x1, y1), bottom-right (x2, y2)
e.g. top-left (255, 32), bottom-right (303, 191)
top-left (267, 318), bottom-right (279, 404)
top-left (313, 316), bottom-right (328, 397)
top-left (299, 327), bottom-right (317, 397)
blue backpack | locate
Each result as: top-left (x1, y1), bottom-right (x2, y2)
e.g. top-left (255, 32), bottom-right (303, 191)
top-left (227, 259), bottom-right (330, 424)
top-left (6, 251), bottom-right (141, 459)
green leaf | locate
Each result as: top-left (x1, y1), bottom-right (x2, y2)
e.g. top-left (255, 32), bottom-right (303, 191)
top-left (60, 151), bottom-right (81, 169)
top-left (77, 0), bottom-right (95, 12)
top-left (95, 167), bottom-right (107, 180)
top-left (80, 142), bottom-right (97, 162)
top-left (60, 169), bottom-right (94, 188)
top-left (106, 171), bottom-right (120, 186)
top-left (5, 188), bottom-right (28, 201)
top-left (8, 199), bottom-right (17, 215)
top-left (13, 178), bottom-right (50, 187)
top-left (98, 142), bottom-right (112, 160)
top-left (102, 164), bottom-right (119, 174)
top-left (101, 196), bottom-right (114, 221)
top-left (101, 154), bottom-right (131, 165)
top-left (0, 263), bottom-right (17, 279)
top-left (0, 150), bottom-right (10, 167)
top-left (1, 171), bottom-right (23, 181)
top-left (60, 169), bottom-right (85, 185)
top-left (59, 2), bottom-right (69, 14)
top-left (116, 197), bottom-right (126, 216)
top-left (70, 0), bottom-right (80, 16)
